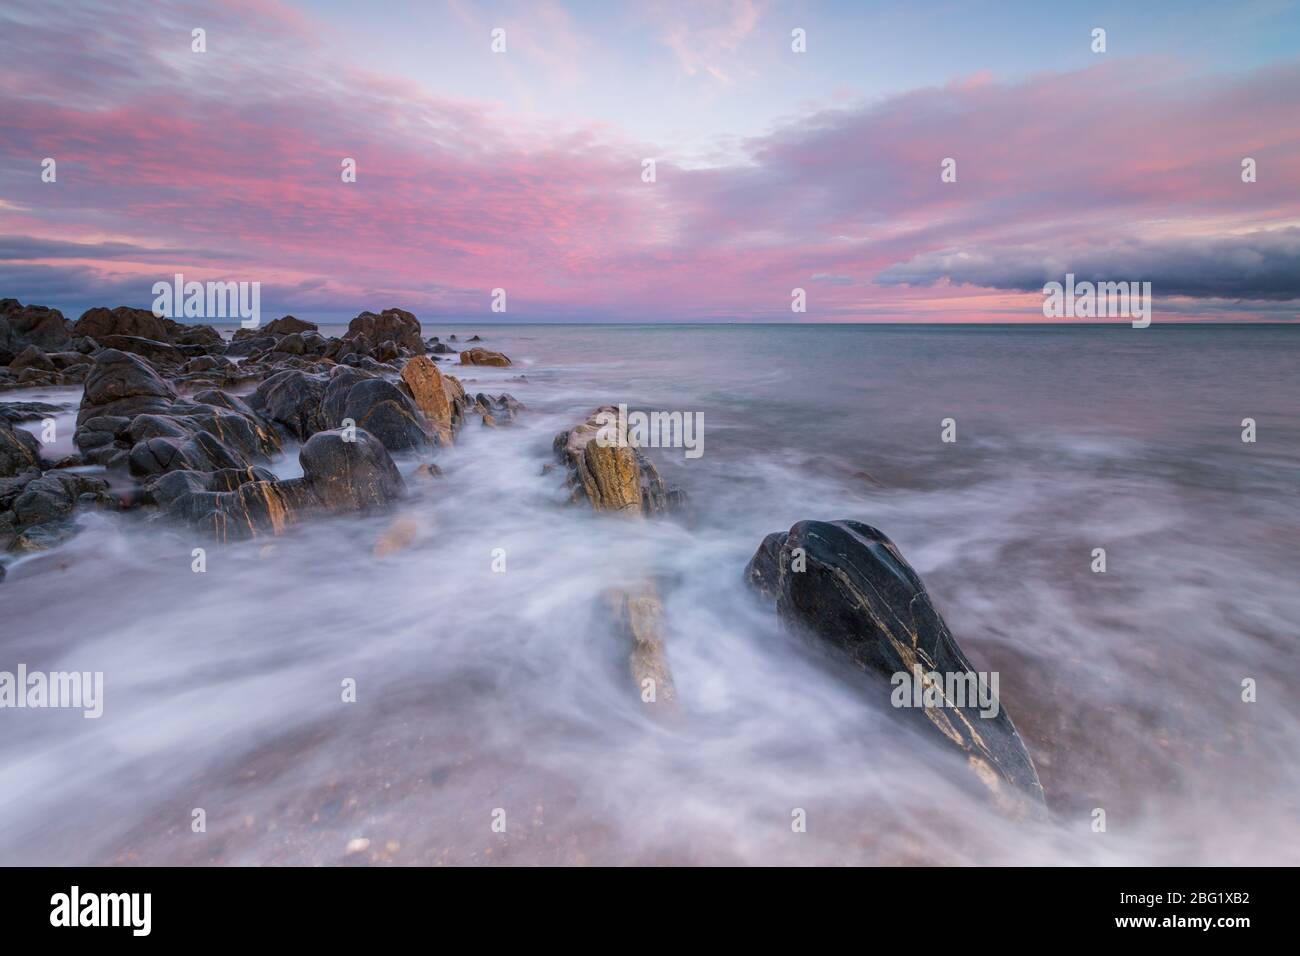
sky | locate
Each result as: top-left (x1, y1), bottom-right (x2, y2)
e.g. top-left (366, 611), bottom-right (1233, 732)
top-left (1, 0), bottom-right (1298, 323)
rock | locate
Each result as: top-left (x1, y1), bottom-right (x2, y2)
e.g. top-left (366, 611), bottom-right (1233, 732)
top-left (9, 519), bottom-right (79, 553)
top-left (468, 334), bottom-right (482, 342)
top-left (430, 342), bottom-right (455, 355)
top-left (78, 349), bottom-right (178, 425)
top-left (744, 519), bottom-right (1045, 809)
top-left (248, 369), bottom-right (329, 441)
top-left (553, 406), bottom-right (682, 516)
top-left (274, 332), bottom-right (307, 355)
top-left (127, 431), bottom-right (247, 478)
top-left (10, 472), bottom-right (110, 530)
top-left (0, 300), bottom-right (73, 355)
top-left (458, 347), bottom-right (511, 367)
top-left (96, 335), bottom-right (186, 366)
top-left (373, 513), bottom-right (422, 557)
top-left (299, 429), bottom-right (405, 513)
top-left (399, 356), bottom-right (459, 445)
top-left (474, 392), bottom-right (523, 425)
top-left (345, 308), bottom-right (423, 353)
top-left (234, 315), bottom-right (317, 340)
top-left (607, 584), bottom-right (676, 712)
top-left (9, 344), bottom-right (56, 372)
top-left (73, 306), bottom-right (169, 343)
top-left (1, 420), bottom-right (43, 476)
top-left (339, 378), bottom-right (430, 452)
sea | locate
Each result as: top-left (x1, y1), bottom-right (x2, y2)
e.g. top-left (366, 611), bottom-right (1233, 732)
top-left (3, 323), bottom-right (1298, 864)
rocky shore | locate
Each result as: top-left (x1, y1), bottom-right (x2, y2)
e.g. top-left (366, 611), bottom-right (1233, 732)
top-left (1, 298), bottom-right (1045, 815)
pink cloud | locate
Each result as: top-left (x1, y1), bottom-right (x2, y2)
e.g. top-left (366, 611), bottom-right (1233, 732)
top-left (0, 0), bottom-right (1297, 321)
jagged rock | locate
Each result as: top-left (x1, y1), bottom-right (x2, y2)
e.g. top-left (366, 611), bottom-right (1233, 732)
top-left (458, 347), bottom-right (511, 367)
top-left (233, 315), bottom-right (316, 341)
top-left (553, 406), bottom-right (682, 516)
top-left (299, 429), bottom-right (405, 513)
top-left (9, 344), bottom-right (56, 372)
top-left (1, 420), bottom-right (43, 476)
top-left (474, 392), bottom-right (523, 425)
top-left (400, 356), bottom-right (462, 444)
top-left (345, 308), bottom-right (423, 353)
top-left (0, 300), bottom-right (73, 356)
top-left (744, 519), bottom-right (1045, 809)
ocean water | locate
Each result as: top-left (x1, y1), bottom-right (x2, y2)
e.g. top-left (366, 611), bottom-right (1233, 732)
top-left (2, 323), bottom-right (1298, 865)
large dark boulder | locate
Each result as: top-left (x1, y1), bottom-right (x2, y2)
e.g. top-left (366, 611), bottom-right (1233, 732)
top-left (338, 378), bottom-right (430, 452)
top-left (247, 369), bottom-right (329, 441)
top-left (345, 308), bottom-right (423, 353)
top-left (299, 428), bottom-right (405, 513)
top-left (73, 306), bottom-right (169, 343)
top-left (78, 349), bottom-right (177, 420)
top-left (745, 519), bottom-right (1045, 809)
top-left (127, 430), bottom-right (248, 478)
top-left (0, 300), bottom-right (72, 356)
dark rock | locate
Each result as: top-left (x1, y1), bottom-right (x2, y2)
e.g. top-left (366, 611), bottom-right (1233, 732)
top-left (10, 472), bottom-right (110, 529)
top-left (9, 344), bottom-right (56, 372)
top-left (299, 428), bottom-right (405, 513)
top-left (127, 430), bottom-right (247, 478)
top-left (9, 518), bottom-right (79, 553)
top-left (468, 334), bottom-right (482, 342)
top-left (744, 519), bottom-right (1045, 808)
top-left (73, 306), bottom-right (169, 343)
top-left (339, 378), bottom-right (430, 451)
top-left (78, 349), bottom-right (178, 425)
top-left (247, 369), bottom-right (329, 441)
top-left (97, 334), bottom-right (186, 366)
top-left (345, 308), bottom-right (422, 353)
top-left (1, 420), bottom-right (43, 476)
top-left (0, 300), bottom-right (73, 353)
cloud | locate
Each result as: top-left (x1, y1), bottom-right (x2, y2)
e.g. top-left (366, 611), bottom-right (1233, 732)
top-left (875, 229), bottom-right (1300, 301)
top-left (0, 0), bottom-right (1297, 321)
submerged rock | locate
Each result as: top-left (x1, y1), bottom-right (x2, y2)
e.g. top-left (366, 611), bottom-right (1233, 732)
top-left (745, 519), bottom-right (1045, 809)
